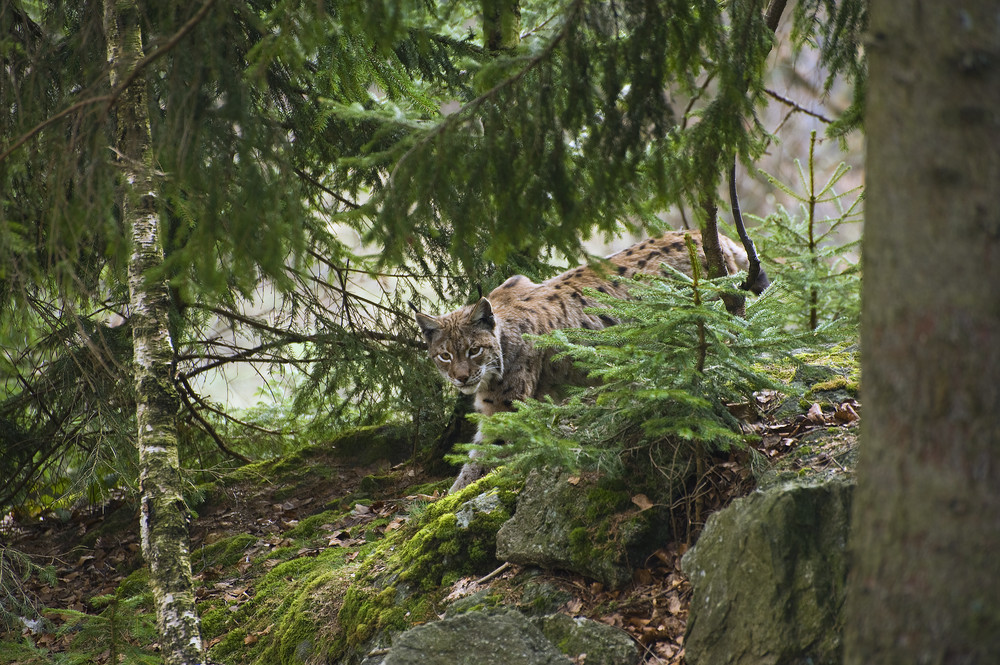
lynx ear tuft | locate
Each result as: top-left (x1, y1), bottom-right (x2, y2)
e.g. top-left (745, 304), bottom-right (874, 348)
top-left (468, 297), bottom-right (495, 330)
top-left (414, 311), bottom-right (442, 343)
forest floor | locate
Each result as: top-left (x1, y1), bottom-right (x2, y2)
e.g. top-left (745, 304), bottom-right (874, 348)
top-left (3, 393), bottom-right (859, 665)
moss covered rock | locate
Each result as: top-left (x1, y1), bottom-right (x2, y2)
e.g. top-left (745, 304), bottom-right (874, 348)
top-left (334, 474), bottom-right (522, 662)
top-left (682, 476), bottom-right (854, 665)
top-left (495, 468), bottom-right (658, 588)
top-left (382, 610), bottom-right (572, 665)
top-left (534, 613), bottom-right (640, 665)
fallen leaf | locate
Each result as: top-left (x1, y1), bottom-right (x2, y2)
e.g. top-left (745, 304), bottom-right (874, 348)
top-left (667, 594), bottom-right (682, 614)
top-left (384, 517), bottom-right (406, 532)
top-left (834, 402), bottom-right (859, 423)
top-left (806, 402), bottom-right (825, 424)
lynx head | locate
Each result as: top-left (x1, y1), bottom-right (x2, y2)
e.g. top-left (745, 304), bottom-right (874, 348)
top-left (414, 298), bottom-right (504, 394)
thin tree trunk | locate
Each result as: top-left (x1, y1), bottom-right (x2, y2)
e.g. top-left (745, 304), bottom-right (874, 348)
top-left (104, 1), bottom-right (205, 663)
top-left (845, 2), bottom-right (1000, 663)
top-left (482, 0), bottom-right (520, 53)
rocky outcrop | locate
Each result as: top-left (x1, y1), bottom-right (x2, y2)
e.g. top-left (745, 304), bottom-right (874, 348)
top-left (681, 476), bottom-right (854, 665)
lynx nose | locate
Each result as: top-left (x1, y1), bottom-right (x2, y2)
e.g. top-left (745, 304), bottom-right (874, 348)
top-left (453, 358), bottom-right (479, 383)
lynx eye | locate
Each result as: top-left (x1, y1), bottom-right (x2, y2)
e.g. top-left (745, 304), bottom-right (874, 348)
top-left (435, 352), bottom-right (452, 363)
top-left (467, 346), bottom-right (483, 359)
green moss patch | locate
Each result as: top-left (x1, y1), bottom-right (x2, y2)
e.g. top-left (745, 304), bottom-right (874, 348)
top-left (331, 472), bottom-right (522, 659)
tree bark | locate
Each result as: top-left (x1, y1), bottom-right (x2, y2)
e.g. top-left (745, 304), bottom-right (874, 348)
top-left (104, 1), bottom-right (205, 663)
top-left (845, 2), bottom-right (1000, 663)
top-left (482, 0), bottom-right (520, 53)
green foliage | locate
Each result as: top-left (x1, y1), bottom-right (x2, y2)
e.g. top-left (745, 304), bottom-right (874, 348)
top-left (791, 0), bottom-right (868, 137)
top-left (0, 0), bottom-right (867, 520)
top-left (0, 317), bottom-right (139, 513)
top-left (0, 547), bottom-right (55, 633)
top-left (369, 0), bottom-right (780, 271)
top-left (46, 573), bottom-right (159, 665)
top-left (752, 131), bottom-right (863, 331)
top-left (473, 248), bottom-right (830, 486)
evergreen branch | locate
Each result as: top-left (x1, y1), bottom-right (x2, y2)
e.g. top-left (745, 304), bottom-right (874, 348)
top-left (0, 0), bottom-right (216, 164)
top-left (176, 376), bottom-right (252, 464)
top-left (700, 0), bottom-right (788, 294)
top-left (293, 167), bottom-right (361, 210)
top-left (288, 262), bottom-right (409, 319)
top-left (176, 304), bottom-right (421, 380)
top-left (0, 95), bottom-right (112, 164)
top-left (387, 0), bottom-right (582, 185)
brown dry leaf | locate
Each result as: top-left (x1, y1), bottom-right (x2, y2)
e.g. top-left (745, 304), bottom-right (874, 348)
top-left (806, 402), bottom-right (825, 424)
top-left (667, 594), bottom-right (682, 615)
top-left (628, 616), bottom-right (651, 629)
top-left (654, 642), bottom-right (677, 659)
top-left (384, 517), bottom-right (406, 532)
top-left (631, 494), bottom-right (654, 512)
top-left (244, 633), bottom-right (259, 645)
top-left (835, 402), bottom-right (859, 423)
top-left (567, 475), bottom-right (581, 486)
top-left (633, 568), bottom-right (653, 585)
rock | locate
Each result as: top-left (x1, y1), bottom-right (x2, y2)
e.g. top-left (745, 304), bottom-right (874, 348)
top-left (381, 610), bottom-right (572, 665)
top-left (517, 578), bottom-right (574, 616)
top-left (682, 476), bottom-right (854, 665)
top-left (455, 491), bottom-right (503, 529)
top-left (496, 469), bottom-right (657, 588)
top-left (534, 613), bottom-right (641, 665)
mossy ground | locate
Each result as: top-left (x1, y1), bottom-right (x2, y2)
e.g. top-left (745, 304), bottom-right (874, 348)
top-left (332, 472), bottom-right (522, 659)
top-left (17, 434), bottom-right (521, 665)
top-left (5, 362), bottom-right (860, 665)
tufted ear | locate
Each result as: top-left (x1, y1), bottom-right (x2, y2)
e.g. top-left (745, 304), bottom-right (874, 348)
top-left (468, 297), bottom-right (495, 330)
top-left (414, 311), bottom-right (442, 343)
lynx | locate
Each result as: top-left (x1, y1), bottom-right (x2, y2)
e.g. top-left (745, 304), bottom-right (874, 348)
top-left (414, 230), bottom-right (768, 492)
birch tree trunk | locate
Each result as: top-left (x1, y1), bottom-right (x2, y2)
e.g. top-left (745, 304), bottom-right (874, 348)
top-left (104, 1), bottom-right (205, 663)
top-left (845, 1), bottom-right (1000, 662)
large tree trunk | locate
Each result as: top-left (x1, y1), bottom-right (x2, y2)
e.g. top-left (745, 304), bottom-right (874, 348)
top-left (104, 2), bottom-right (205, 663)
top-left (845, 2), bottom-right (1000, 663)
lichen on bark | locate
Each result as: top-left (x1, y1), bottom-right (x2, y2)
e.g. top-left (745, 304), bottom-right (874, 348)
top-left (104, 0), bottom-right (204, 662)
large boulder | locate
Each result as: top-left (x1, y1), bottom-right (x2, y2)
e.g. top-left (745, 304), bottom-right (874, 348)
top-left (682, 476), bottom-right (854, 665)
top-left (496, 468), bottom-right (660, 588)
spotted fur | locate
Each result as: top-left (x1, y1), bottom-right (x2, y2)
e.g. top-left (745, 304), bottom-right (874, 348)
top-left (414, 230), bottom-right (766, 491)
